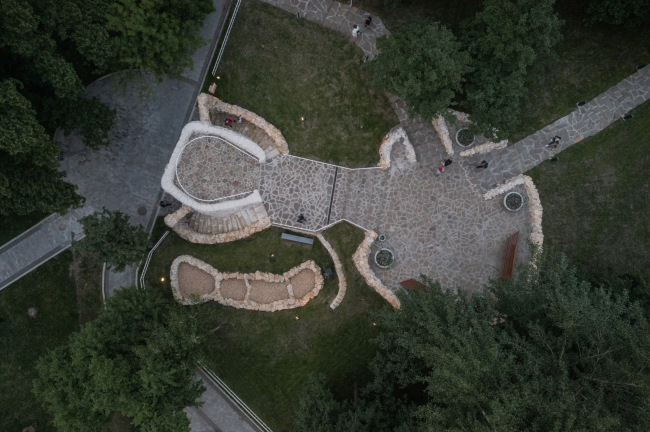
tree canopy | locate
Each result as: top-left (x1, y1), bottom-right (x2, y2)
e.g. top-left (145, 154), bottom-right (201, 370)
top-left (461, 0), bottom-right (563, 138)
top-left (293, 247), bottom-right (650, 431)
top-left (582, 0), bottom-right (650, 27)
top-left (75, 207), bottom-right (149, 272)
top-left (33, 287), bottom-right (205, 432)
top-left (366, 21), bottom-right (471, 121)
top-left (0, 0), bottom-right (213, 217)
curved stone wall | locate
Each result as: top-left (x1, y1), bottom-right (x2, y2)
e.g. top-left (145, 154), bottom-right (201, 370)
top-left (315, 233), bottom-right (347, 310)
top-left (352, 230), bottom-right (401, 309)
top-left (170, 255), bottom-right (324, 311)
top-left (198, 93), bottom-right (289, 154)
top-left (377, 126), bottom-right (417, 170)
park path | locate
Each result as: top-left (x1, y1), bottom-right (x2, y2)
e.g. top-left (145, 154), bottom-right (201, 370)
top-left (0, 2), bottom-right (224, 292)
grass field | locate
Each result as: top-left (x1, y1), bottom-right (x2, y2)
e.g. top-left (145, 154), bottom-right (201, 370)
top-left (0, 251), bottom-right (103, 431)
top-left (0, 211), bottom-right (47, 246)
top-left (204, 0), bottom-right (398, 168)
top-left (527, 100), bottom-right (650, 276)
top-left (144, 219), bottom-right (388, 431)
top-left (333, 0), bottom-right (650, 141)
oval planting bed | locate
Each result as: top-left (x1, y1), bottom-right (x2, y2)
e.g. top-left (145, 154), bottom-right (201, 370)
top-left (374, 248), bottom-right (394, 269)
top-left (504, 191), bottom-right (524, 212)
top-left (170, 255), bottom-right (324, 311)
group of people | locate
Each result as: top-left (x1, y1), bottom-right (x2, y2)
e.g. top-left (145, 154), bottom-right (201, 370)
top-left (223, 116), bottom-right (244, 128)
top-left (352, 16), bottom-right (373, 38)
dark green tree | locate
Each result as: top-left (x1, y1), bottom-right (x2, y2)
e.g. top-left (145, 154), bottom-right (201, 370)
top-left (462, 0), bottom-right (562, 138)
top-left (583, 0), bottom-right (650, 27)
top-left (33, 287), bottom-right (205, 432)
top-left (75, 207), bottom-right (149, 272)
top-left (293, 374), bottom-right (340, 432)
top-left (366, 21), bottom-right (471, 121)
top-left (295, 247), bottom-right (650, 431)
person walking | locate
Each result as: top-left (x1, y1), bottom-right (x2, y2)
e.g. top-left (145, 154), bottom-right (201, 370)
top-left (224, 117), bottom-right (233, 128)
top-left (476, 160), bottom-right (488, 169)
top-left (546, 135), bottom-right (561, 148)
top-left (435, 165), bottom-right (444, 176)
top-left (365, 16), bottom-right (372, 29)
top-left (237, 116), bottom-right (243, 124)
top-left (352, 25), bottom-right (361, 38)
top-left (443, 158), bottom-right (453, 167)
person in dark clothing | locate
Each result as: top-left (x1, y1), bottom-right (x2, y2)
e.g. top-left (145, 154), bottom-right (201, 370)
top-left (443, 159), bottom-right (453, 167)
top-left (546, 135), bottom-right (561, 148)
top-left (225, 117), bottom-right (233, 128)
top-left (365, 16), bottom-right (372, 28)
top-left (297, 214), bottom-right (306, 223)
top-left (476, 160), bottom-right (489, 169)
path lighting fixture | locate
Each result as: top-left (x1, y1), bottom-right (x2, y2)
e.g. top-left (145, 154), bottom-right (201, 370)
top-left (295, 316), bottom-right (300, 320)
top-left (300, 116), bottom-right (305, 121)
top-left (372, 322), bottom-right (376, 326)
top-left (216, 76), bottom-right (221, 80)
top-left (271, 253), bottom-right (275, 257)
top-left (160, 277), bottom-right (165, 282)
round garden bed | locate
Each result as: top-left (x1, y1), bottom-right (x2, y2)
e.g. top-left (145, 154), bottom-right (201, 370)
top-left (374, 248), bottom-right (394, 268)
top-left (504, 192), bottom-right (524, 212)
top-left (455, 128), bottom-right (475, 147)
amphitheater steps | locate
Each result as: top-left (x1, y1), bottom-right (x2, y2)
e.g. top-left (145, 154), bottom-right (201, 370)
top-left (187, 203), bottom-right (269, 235)
top-left (208, 109), bottom-right (282, 160)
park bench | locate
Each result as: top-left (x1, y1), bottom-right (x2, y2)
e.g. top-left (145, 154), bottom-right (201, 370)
top-left (281, 233), bottom-right (314, 245)
top-left (500, 231), bottom-right (519, 280)
top-left (399, 278), bottom-right (427, 292)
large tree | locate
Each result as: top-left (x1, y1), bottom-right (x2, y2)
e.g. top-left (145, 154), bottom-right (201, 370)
top-left (366, 21), bottom-right (471, 121)
top-left (33, 287), bottom-right (205, 432)
top-left (75, 207), bottom-right (149, 272)
top-left (294, 247), bottom-right (650, 431)
top-left (462, 0), bottom-right (562, 138)
top-left (582, 0), bottom-right (650, 27)
top-left (0, 0), bottom-right (213, 217)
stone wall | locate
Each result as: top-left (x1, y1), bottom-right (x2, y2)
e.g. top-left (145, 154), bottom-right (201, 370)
top-left (170, 255), bottom-right (324, 311)
top-left (431, 116), bottom-right (454, 156)
top-left (171, 217), bottom-right (272, 244)
top-left (377, 126), bottom-right (417, 170)
top-left (315, 233), bottom-right (347, 309)
top-left (483, 174), bottom-right (543, 247)
top-left (198, 93), bottom-right (289, 154)
top-left (352, 230), bottom-right (401, 309)
top-left (459, 140), bottom-right (508, 157)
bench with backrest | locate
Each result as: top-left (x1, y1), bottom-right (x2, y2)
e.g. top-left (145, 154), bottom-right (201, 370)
top-left (500, 231), bottom-right (519, 280)
top-left (281, 233), bottom-right (314, 245)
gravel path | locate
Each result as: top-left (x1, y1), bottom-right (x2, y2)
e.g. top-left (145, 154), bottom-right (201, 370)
top-left (178, 263), bottom-right (216, 298)
top-left (290, 269), bottom-right (316, 299)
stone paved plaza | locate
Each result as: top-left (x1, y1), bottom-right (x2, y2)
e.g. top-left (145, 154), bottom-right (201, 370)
top-left (176, 135), bottom-right (260, 201)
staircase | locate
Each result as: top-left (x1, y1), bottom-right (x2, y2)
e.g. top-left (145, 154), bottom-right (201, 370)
top-left (210, 111), bottom-right (281, 160)
top-left (187, 203), bottom-right (269, 235)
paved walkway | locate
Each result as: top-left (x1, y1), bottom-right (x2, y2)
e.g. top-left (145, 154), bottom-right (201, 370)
top-left (0, 1), bottom-right (224, 292)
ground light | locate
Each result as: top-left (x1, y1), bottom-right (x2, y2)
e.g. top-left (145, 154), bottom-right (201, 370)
top-left (160, 277), bottom-right (165, 282)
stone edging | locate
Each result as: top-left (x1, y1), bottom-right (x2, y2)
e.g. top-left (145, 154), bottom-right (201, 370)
top-left (431, 116), bottom-right (454, 156)
top-left (483, 174), bottom-right (543, 247)
top-left (377, 126), bottom-right (417, 169)
top-left (170, 255), bottom-right (324, 311)
top-left (352, 230), bottom-right (401, 309)
top-left (198, 93), bottom-right (289, 154)
top-left (161, 121), bottom-right (265, 214)
top-left (459, 140), bottom-right (508, 157)
top-left (315, 233), bottom-right (347, 310)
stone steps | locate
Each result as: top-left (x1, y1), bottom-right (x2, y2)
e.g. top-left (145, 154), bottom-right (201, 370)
top-left (187, 203), bottom-right (268, 235)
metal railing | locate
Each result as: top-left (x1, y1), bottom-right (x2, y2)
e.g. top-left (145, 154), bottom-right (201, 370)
top-left (212, 0), bottom-right (243, 76)
top-left (139, 231), bottom-right (169, 289)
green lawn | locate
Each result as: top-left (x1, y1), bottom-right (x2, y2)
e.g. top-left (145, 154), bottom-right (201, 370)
top-left (0, 211), bottom-right (48, 246)
top-left (527, 100), bottom-right (650, 276)
top-left (145, 218), bottom-right (388, 431)
top-left (0, 250), bottom-right (119, 432)
top-left (333, 0), bottom-right (649, 142)
top-left (204, 0), bottom-right (398, 168)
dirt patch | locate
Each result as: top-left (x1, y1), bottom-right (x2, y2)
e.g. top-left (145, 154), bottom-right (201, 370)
top-left (70, 250), bottom-right (103, 325)
top-left (220, 279), bottom-right (247, 301)
top-left (178, 263), bottom-right (215, 298)
top-left (290, 269), bottom-right (316, 299)
top-left (248, 280), bottom-right (289, 304)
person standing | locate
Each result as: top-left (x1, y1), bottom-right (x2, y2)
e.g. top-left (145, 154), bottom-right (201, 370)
top-left (224, 117), bottom-right (233, 128)
top-left (365, 16), bottom-right (372, 29)
top-left (476, 160), bottom-right (488, 169)
top-left (352, 25), bottom-right (361, 38)
top-left (443, 159), bottom-right (453, 167)
top-left (435, 165), bottom-right (444, 176)
top-left (546, 135), bottom-right (561, 148)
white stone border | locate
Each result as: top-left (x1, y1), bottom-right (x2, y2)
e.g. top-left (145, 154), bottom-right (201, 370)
top-left (459, 140), bottom-right (508, 157)
top-left (432, 116), bottom-right (454, 156)
top-left (377, 126), bottom-right (417, 170)
top-left (161, 121), bottom-right (265, 215)
top-left (352, 231), bottom-right (401, 309)
top-left (315, 233), bottom-right (347, 310)
top-left (170, 255), bottom-right (324, 311)
top-left (483, 174), bottom-right (544, 247)
top-left (198, 93), bottom-right (289, 154)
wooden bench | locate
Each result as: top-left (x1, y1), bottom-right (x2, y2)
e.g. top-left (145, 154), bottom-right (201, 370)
top-left (500, 231), bottom-right (519, 280)
top-left (399, 279), bottom-right (427, 292)
top-left (281, 233), bottom-right (314, 245)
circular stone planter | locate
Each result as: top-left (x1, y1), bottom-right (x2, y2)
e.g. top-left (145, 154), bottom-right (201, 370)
top-left (504, 192), bottom-right (524, 212)
top-left (455, 128), bottom-right (475, 147)
top-left (374, 248), bottom-right (394, 268)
